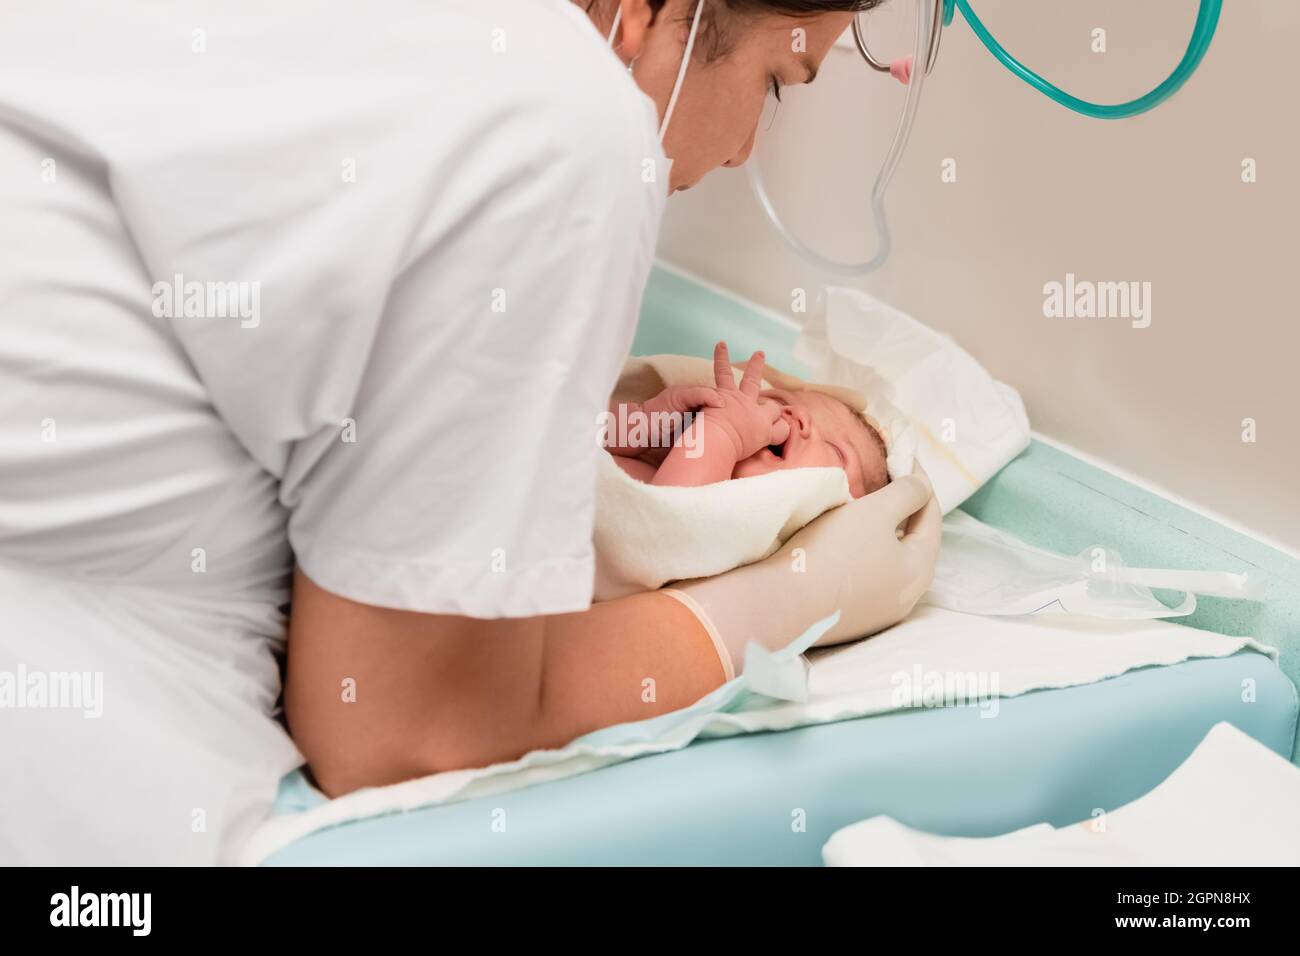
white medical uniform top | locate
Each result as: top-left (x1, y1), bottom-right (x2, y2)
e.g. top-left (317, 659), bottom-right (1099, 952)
top-left (0, 0), bottom-right (666, 863)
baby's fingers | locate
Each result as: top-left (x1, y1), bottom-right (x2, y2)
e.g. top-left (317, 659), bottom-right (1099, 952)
top-left (712, 342), bottom-right (736, 390)
top-left (769, 414), bottom-right (791, 446)
top-left (677, 386), bottom-right (723, 411)
top-left (738, 350), bottom-right (766, 396)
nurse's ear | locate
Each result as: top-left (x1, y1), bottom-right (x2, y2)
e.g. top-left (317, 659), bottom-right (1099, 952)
top-left (611, 0), bottom-right (660, 64)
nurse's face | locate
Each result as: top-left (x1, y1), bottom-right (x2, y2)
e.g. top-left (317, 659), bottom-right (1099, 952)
top-left (613, 2), bottom-right (854, 193)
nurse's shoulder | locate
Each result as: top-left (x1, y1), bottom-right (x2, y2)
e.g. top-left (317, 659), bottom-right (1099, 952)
top-left (442, 0), bottom-right (666, 193)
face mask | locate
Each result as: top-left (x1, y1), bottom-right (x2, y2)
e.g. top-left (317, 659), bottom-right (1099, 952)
top-left (606, 0), bottom-right (706, 185)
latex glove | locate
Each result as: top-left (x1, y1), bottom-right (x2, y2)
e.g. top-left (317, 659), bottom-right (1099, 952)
top-left (664, 464), bottom-right (941, 678)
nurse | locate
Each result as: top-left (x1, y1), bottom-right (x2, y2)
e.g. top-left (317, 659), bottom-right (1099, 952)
top-left (287, 0), bottom-right (940, 794)
top-left (0, 0), bottom-right (937, 863)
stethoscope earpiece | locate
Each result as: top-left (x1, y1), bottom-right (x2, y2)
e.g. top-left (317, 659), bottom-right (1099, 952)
top-left (852, 0), bottom-right (944, 78)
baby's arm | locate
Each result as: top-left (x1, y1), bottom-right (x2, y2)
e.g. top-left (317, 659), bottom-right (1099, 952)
top-left (606, 343), bottom-right (787, 488)
top-left (653, 343), bottom-right (788, 488)
top-left (651, 415), bottom-right (741, 486)
top-left (602, 400), bottom-right (653, 459)
top-left (602, 385), bottom-right (721, 462)
top-left (604, 399), bottom-right (732, 485)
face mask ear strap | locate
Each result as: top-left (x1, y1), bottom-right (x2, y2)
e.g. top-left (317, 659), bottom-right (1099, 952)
top-left (657, 0), bottom-right (705, 141)
top-left (606, 6), bottom-right (622, 46)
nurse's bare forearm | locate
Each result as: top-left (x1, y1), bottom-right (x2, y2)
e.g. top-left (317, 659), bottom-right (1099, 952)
top-left (285, 569), bottom-right (724, 797)
top-left (535, 590), bottom-right (726, 747)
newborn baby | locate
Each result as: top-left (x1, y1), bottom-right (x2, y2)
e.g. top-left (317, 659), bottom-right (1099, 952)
top-left (593, 341), bottom-right (909, 601)
top-left (605, 342), bottom-right (890, 500)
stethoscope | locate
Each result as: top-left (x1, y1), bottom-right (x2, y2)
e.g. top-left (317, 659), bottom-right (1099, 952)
top-left (852, 0), bottom-right (1223, 119)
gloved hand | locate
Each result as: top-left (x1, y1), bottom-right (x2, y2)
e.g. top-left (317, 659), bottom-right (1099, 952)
top-left (663, 464), bottom-right (941, 679)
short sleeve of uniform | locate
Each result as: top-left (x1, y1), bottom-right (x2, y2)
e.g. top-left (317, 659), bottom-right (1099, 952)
top-left (283, 24), bottom-right (667, 616)
top-left (107, 3), bottom-right (667, 618)
top-left (294, 106), bottom-right (665, 616)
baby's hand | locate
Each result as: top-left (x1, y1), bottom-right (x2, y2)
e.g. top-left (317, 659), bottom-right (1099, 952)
top-left (632, 384), bottom-right (720, 454)
top-left (641, 384), bottom-right (723, 418)
top-left (698, 342), bottom-right (790, 461)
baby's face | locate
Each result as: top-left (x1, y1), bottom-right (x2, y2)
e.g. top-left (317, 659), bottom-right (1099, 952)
top-left (732, 388), bottom-right (888, 499)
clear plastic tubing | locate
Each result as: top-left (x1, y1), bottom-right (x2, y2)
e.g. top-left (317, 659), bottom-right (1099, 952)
top-left (746, 0), bottom-right (1223, 277)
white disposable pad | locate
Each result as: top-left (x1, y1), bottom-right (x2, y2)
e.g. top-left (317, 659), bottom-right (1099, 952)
top-left (823, 722), bottom-right (1300, 866)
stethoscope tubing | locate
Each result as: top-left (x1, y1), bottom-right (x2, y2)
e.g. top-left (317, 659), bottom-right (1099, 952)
top-left (854, 0), bottom-right (1223, 119)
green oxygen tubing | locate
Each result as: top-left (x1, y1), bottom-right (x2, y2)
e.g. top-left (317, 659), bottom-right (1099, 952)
top-left (946, 0), bottom-right (1223, 119)
top-left (745, 0), bottom-right (1224, 276)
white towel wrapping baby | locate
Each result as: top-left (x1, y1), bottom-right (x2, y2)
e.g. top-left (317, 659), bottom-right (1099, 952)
top-left (594, 353), bottom-right (852, 600)
top-left (594, 288), bottom-right (1035, 599)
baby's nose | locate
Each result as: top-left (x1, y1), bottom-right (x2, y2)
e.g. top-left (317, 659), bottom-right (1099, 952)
top-left (783, 405), bottom-right (812, 434)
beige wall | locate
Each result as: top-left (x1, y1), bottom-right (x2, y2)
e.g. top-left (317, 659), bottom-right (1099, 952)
top-left (657, 0), bottom-right (1299, 552)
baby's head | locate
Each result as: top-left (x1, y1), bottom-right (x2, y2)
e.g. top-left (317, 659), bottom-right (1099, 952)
top-left (732, 387), bottom-right (889, 499)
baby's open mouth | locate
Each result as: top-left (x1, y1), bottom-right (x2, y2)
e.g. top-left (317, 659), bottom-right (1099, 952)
top-left (766, 443), bottom-right (786, 460)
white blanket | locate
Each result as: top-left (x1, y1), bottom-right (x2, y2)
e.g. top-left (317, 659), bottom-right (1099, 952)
top-left (594, 287), bottom-right (1033, 598)
top-left (594, 354), bottom-right (851, 600)
top-left (242, 603), bottom-right (1274, 863)
top-left (594, 454), bottom-right (849, 600)
top-left (823, 722), bottom-right (1300, 866)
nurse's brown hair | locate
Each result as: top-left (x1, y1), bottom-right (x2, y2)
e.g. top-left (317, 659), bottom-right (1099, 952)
top-left (586, 0), bottom-right (886, 60)
top-left (587, 0), bottom-right (883, 12)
